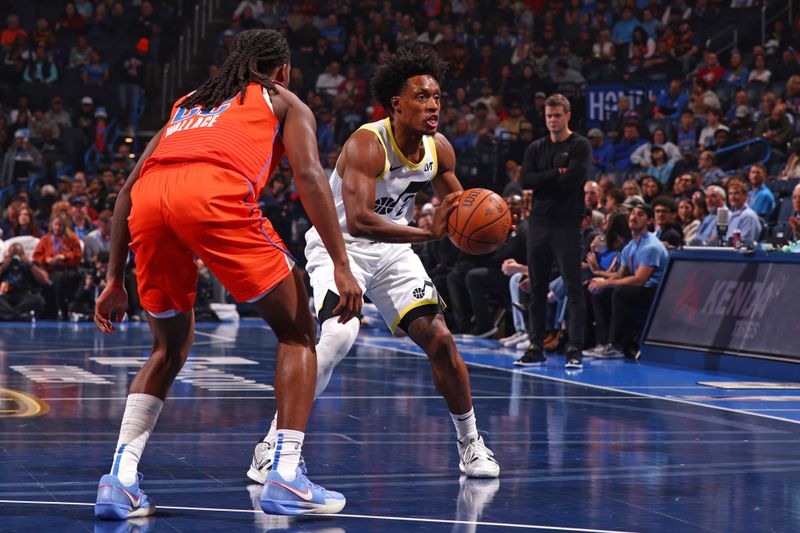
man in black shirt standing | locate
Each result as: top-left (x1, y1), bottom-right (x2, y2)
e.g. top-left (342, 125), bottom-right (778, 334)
top-left (515, 94), bottom-right (591, 368)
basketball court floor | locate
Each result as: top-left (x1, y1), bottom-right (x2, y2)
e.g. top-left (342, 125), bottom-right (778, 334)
top-left (1, 317), bottom-right (799, 532)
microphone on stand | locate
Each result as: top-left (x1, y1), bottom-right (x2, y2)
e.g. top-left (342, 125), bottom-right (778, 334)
top-left (716, 206), bottom-right (730, 245)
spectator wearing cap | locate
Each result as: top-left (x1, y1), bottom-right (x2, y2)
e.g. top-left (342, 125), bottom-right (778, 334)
top-left (588, 204), bottom-right (669, 358)
top-left (69, 195), bottom-right (95, 240)
top-left (1, 129), bottom-right (42, 188)
top-left (45, 97), bottom-right (72, 129)
top-left (588, 129), bottom-right (613, 174)
top-left (746, 163), bottom-right (775, 219)
top-left (726, 176), bottom-right (762, 245)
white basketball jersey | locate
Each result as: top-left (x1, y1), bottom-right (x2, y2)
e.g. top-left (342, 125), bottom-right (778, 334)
top-left (308, 117), bottom-right (438, 244)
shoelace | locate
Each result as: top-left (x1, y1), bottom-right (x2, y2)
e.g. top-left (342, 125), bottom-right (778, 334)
top-left (462, 439), bottom-right (495, 463)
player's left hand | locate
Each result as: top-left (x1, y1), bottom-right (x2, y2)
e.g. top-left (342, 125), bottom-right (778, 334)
top-left (332, 266), bottom-right (363, 324)
top-left (94, 281), bottom-right (128, 333)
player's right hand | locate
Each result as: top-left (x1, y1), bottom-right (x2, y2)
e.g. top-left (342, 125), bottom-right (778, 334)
top-left (332, 266), bottom-right (362, 324)
top-left (431, 191), bottom-right (461, 240)
top-left (94, 281), bottom-right (128, 334)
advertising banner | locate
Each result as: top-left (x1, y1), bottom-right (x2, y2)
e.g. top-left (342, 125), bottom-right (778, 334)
top-left (585, 83), bottom-right (668, 127)
top-left (644, 259), bottom-right (800, 361)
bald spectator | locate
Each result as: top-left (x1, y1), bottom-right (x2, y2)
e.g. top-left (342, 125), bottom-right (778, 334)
top-left (695, 185), bottom-right (727, 243)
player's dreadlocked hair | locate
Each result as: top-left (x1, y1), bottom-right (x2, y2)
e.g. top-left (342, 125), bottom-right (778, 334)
top-left (372, 45), bottom-right (448, 113)
top-left (179, 29), bottom-right (290, 111)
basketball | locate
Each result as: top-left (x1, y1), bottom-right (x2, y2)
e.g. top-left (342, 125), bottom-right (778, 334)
top-left (447, 188), bottom-right (512, 255)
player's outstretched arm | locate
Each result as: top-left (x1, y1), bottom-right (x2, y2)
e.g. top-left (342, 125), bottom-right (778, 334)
top-left (341, 130), bottom-right (459, 243)
top-left (280, 94), bottom-right (362, 322)
top-left (94, 127), bottom-right (163, 333)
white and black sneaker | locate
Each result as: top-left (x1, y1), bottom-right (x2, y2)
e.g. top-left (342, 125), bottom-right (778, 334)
top-left (246, 437), bottom-right (276, 484)
top-left (565, 347), bottom-right (583, 369)
top-left (458, 435), bottom-right (500, 478)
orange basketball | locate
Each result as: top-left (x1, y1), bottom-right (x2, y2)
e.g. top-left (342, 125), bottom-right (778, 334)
top-left (447, 188), bottom-right (512, 255)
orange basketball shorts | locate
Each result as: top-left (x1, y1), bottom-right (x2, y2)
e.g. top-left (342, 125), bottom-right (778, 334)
top-left (129, 163), bottom-right (294, 315)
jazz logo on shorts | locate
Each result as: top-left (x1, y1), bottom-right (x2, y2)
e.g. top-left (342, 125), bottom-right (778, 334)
top-left (165, 98), bottom-right (233, 137)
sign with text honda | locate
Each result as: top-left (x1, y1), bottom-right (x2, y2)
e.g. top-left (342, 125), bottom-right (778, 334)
top-left (645, 259), bottom-right (800, 361)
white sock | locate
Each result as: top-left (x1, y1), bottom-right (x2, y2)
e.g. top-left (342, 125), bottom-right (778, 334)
top-left (274, 429), bottom-right (304, 481)
top-left (265, 412), bottom-right (278, 442)
top-left (263, 318), bottom-right (358, 443)
top-left (450, 408), bottom-right (479, 443)
top-left (111, 393), bottom-right (163, 486)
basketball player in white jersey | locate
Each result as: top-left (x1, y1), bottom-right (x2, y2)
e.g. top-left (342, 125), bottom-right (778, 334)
top-left (247, 46), bottom-right (500, 482)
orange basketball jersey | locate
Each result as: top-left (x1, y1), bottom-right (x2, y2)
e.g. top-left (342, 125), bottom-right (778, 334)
top-left (143, 82), bottom-right (285, 194)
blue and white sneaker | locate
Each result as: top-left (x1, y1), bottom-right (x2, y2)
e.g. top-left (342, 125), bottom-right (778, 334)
top-left (259, 466), bottom-right (346, 515)
top-left (95, 473), bottom-right (155, 519)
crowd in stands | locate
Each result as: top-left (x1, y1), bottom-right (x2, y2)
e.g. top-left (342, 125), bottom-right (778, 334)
top-left (1, 0), bottom-right (800, 344)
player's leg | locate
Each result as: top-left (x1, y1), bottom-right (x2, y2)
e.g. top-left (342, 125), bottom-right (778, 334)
top-left (248, 248), bottom-right (365, 485)
top-left (249, 267), bottom-right (346, 515)
top-left (96, 175), bottom-right (198, 520)
top-left (372, 246), bottom-right (498, 478)
top-left (96, 312), bottom-right (195, 520)
top-left (406, 313), bottom-right (499, 478)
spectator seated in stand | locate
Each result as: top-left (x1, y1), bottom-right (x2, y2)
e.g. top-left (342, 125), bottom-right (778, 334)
top-left (0, 242), bottom-right (47, 321)
top-left (587, 204), bottom-right (669, 359)
top-left (726, 176), bottom-right (762, 245)
top-left (746, 163), bottom-right (775, 220)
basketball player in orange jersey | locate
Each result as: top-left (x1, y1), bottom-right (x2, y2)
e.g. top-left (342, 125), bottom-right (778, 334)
top-left (93, 29), bottom-right (361, 519)
top-left (247, 46), bottom-right (500, 485)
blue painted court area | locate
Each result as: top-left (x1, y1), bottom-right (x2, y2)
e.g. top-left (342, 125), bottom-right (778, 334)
top-left (1, 319), bottom-right (800, 532)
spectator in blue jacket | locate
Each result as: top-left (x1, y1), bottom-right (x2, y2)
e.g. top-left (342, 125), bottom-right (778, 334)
top-left (588, 128), bottom-right (613, 173)
top-left (746, 163), bottom-right (775, 219)
top-left (613, 123), bottom-right (647, 170)
top-left (654, 79), bottom-right (688, 120)
top-left (612, 7), bottom-right (641, 45)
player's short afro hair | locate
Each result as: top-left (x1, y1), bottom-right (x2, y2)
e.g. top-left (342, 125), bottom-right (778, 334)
top-left (372, 45), bottom-right (448, 113)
